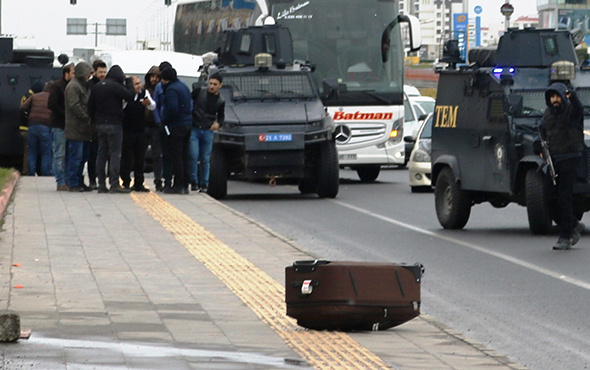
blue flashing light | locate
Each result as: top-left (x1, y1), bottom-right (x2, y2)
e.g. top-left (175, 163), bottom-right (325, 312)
top-left (492, 67), bottom-right (516, 74)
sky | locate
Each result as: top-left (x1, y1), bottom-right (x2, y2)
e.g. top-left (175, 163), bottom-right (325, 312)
top-left (1, 0), bottom-right (539, 55)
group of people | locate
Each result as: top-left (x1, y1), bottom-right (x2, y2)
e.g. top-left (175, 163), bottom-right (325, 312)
top-left (20, 58), bottom-right (225, 195)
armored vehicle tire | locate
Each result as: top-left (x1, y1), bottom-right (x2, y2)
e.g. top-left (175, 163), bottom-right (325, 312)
top-left (525, 168), bottom-right (552, 234)
top-left (435, 167), bottom-right (471, 229)
top-left (298, 178), bottom-right (317, 194)
top-left (207, 145), bottom-right (228, 200)
top-left (357, 166), bottom-right (380, 183)
top-left (316, 141), bottom-right (339, 198)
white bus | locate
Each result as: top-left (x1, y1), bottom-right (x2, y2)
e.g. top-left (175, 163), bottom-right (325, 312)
top-left (174, 0), bottom-right (421, 182)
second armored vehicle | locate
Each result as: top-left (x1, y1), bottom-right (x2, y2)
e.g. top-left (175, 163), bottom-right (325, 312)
top-left (432, 28), bottom-right (590, 233)
top-left (206, 26), bottom-right (339, 199)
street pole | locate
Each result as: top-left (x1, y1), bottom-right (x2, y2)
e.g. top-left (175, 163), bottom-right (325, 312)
top-left (505, 0), bottom-right (510, 31)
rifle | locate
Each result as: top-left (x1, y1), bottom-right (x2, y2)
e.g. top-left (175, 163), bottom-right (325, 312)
top-left (537, 125), bottom-right (557, 185)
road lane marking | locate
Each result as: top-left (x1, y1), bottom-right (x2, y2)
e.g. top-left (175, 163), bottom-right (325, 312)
top-left (131, 192), bottom-right (390, 369)
top-left (334, 200), bottom-right (590, 291)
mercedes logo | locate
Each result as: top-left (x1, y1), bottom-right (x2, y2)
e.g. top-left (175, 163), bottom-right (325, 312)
top-left (334, 125), bottom-right (352, 144)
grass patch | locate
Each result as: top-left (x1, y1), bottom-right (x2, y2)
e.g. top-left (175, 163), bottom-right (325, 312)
top-left (419, 88), bottom-right (437, 99)
top-left (0, 168), bottom-right (15, 192)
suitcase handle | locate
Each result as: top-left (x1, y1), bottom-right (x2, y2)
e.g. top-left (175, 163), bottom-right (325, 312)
top-left (292, 259), bottom-right (330, 273)
top-left (402, 263), bottom-right (425, 282)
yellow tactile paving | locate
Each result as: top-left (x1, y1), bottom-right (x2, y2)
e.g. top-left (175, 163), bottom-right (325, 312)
top-left (131, 192), bottom-right (390, 369)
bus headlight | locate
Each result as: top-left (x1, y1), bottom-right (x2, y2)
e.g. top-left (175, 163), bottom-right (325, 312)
top-left (388, 118), bottom-right (403, 144)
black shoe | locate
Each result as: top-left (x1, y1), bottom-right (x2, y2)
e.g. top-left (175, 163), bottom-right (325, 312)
top-left (572, 222), bottom-right (585, 246)
top-left (164, 186), bottom-right (186, 194)
top-left (109, 185), bottom-right (132, 194)
top-left (183, 187), bottom-right (190, 194)
top-left (191, 182), bottom-right (198, 191)
top-left (155, 181), bottom-right (163, 192)
top-left (81, 184), bottom-right (92, 192)
top-left (553, 237), bottom-right (572, 250)
top-left (133, 185), bottom-right (150, 192)
top-left (89, 183), bottom-right (99, 190)
top-left (199, 186), bottom-right (208, 193)
top-left (68, 185), bottom-right (85, 192)
top-left (97, 186), bottom-right (108, 194)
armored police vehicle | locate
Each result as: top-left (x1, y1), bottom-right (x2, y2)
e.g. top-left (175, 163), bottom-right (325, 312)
top-left (0, 38), bottom-right (63, 169)
top-left (206, 25), bottom-right (339, 200)
top-left (432, 28), bottom-right (590, 234)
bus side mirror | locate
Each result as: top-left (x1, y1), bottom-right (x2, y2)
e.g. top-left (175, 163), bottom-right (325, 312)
top-left (506, 94), bottom-right (523, 116)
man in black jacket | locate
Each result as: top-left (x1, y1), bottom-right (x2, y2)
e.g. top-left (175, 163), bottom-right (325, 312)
top-left (88, 65), bottom-right (135, 193)
top-left (542, 82), bottom-right (586, 250)
top-left (121, 76), bottom-right (156, 192)
top-left (87, 59), bottom-right (108, 190)
top-left (48, 63), bottom-right (75, 191)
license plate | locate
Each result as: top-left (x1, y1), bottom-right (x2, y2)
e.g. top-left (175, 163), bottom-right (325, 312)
top-left (339, 154), bottom-right (357, 160)
top-left (259, 133), bottom-right (293, 142)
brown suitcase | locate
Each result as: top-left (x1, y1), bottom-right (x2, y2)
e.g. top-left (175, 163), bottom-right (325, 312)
top-left (285, 260), bottom-right (423, 331)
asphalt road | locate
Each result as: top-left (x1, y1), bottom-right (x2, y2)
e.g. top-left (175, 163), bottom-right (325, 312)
top-left (219, 167), bottom-right (590, 370)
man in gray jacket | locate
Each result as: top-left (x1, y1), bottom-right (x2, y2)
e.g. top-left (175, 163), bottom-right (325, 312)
top-left (65, 62), bottom-right (93, 192)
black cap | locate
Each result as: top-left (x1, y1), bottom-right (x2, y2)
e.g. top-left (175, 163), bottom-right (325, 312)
top-left (160, 67), bottom-right (177, 82)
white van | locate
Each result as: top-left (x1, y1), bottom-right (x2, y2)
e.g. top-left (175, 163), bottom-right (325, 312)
top-left (93, 50), bottom-right (203, 86)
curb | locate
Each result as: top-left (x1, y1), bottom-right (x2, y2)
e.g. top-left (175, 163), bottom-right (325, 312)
top-left (0, 171), bottom-right (19, 223)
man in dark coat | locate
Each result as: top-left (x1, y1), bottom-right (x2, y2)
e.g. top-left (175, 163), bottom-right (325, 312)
top-left (160, 67), bottom-right (192, 194)
top-left (65, 62), bottom-right (94, 192)
top-left (87, 65), bottom-right (135, 193)
top-left (48, 63), bottom-right (75, 191)
top-left (87, 59), bottom-right (108, 189)
top-left (121, 75), bottom-right (156, 192)
top-left (542, 82), bottom-right (586, 250)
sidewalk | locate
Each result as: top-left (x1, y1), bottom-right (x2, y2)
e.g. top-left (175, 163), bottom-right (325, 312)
top-left (0, 176), bottom-right (525, 369)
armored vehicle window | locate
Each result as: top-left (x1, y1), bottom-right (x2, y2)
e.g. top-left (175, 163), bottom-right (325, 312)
top-left (239, 34), bottom-right (252, 54)
top-left (223, 72), bottom-right (316, 100)
top-left (264, 33), bottom-right (276, 54)
top-left (513, 89), bottom-right (546, 117)
top-left (574, 88), bottom-right (590, 116)
top-left (542, 36), bottom-right (558, 57)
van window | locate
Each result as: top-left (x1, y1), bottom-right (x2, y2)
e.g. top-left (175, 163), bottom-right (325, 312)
top-left (404, 98), bottom-right (416, 121)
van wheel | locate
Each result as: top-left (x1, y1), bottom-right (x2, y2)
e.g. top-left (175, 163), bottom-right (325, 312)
top-left (435, 167), bottom-right (471, 229)
top-left (357, 166), bottom-right (380, 183)
top-left (525, 168), bottom-right (552, 234)
top-left (316, 141), bottom-right (339, 198)
top-left (207, 145), bottom-right (228, 200)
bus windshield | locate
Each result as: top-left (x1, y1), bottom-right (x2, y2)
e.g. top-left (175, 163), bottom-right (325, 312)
top-left (270, 0), bottom-right (405, 106)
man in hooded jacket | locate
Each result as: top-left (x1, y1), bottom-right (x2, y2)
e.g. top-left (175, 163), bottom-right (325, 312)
top-left (88, 64), bottom-right (135, 193)
top-left (65, 62), bottom-right (94, 192)
top-left (542, 82), bottom-right (586, 250)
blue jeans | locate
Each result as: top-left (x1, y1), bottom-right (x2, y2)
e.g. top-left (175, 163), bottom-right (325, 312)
top-left (67, 140), bottom-right (89, 188)
top-left (188, 127), bottom-right (214, 187)
top-left (52, 128), bottom-right (67, 186)
top-left (27, 124), bottom-right (53, 176)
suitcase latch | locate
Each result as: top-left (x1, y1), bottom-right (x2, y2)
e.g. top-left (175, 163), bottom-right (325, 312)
top-left (301, 280), bottom-right (314, 295)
